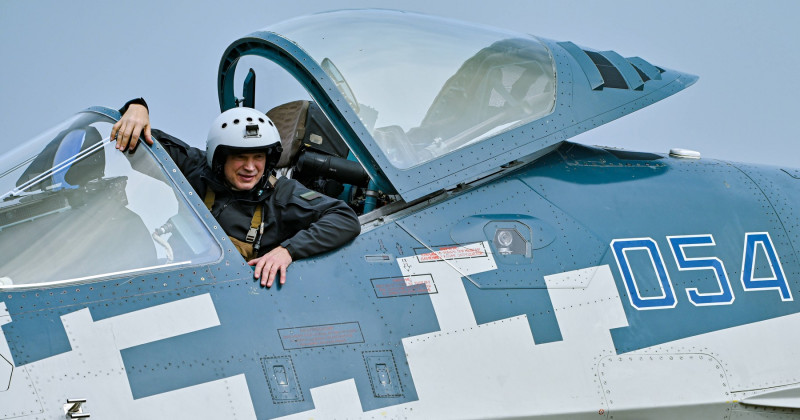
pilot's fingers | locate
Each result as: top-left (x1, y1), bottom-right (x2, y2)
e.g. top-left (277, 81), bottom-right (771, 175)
top-left (114, 121), bottom-right (127, 150)
top-left (144, 125), bottom-right (154, 146)
top-left (129, 124), bottom-right (144, 151)
top-left (111, 121), bottom-right (122, 146)
top-left (122, 124), bottom-right (139, 152)
top-left (267, 262), bottom-right (281, 288)
top-left (279, 263), bottom-right (287, 285)
top-left (263, 261), bottom-right (276, 288)
top-left (249, 257), bottom-right (265, 279)
top-left (116, 122), bottom-right (131, 151)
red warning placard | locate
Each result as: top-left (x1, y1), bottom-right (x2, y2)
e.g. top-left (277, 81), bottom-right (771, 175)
top-left (414, 243), bottom-right (487, 263)
top-left (278, 322), bottom-right (364, 350)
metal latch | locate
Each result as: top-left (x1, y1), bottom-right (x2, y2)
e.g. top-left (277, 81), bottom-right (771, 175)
top-left (64, 398), bottom-right (90, 418)
top-left (246, 227), bottom-right (258, 243)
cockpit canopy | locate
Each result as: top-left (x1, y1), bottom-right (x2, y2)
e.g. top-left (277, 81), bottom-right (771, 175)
top-left (220, 10), bottom-right (696, 201)
top-left (268, 10), bottom-right (557, 169)
top-left (0, 110), bottom-right (221, 289)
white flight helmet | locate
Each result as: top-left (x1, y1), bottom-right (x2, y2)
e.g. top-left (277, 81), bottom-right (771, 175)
top-left (206, 107), bottom-right (282, 171)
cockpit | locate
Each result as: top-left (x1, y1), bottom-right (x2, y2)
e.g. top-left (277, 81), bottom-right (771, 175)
top-left (207, 9), bottom-right (562, 222)
top-left (0, 9), bottom-right (695, 289)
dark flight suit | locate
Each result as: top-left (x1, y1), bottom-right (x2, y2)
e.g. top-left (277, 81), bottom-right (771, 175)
top-left (120, 99), bottom-right (360, 261)
top-left (157, 129), bottom-right (360, 260)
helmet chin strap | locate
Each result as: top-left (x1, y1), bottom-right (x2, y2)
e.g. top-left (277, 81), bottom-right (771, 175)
top-left (255, 173), bottom-right (269, 191)
top-left (257, 167), bottom-right (277, 190)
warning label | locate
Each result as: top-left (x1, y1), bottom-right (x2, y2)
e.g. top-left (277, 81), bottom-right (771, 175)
top-left (371, 274), bottom-right (437, 298)
top-left (414, 242), bottom-right (487, 263)
top-left (278, 322), bottom-right (364, 350)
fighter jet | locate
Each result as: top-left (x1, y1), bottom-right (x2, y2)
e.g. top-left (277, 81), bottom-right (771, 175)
top-left (1, 9), bottom-right (798, 420)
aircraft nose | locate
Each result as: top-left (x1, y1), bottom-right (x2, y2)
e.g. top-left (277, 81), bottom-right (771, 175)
top-left (679, 72), bottom-right (699, 88)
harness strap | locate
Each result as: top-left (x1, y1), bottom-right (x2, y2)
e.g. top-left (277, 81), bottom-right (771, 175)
top-left (204, 187), bottom-right (263, 243)
top-left (203, 187), bottom-right (216, 210)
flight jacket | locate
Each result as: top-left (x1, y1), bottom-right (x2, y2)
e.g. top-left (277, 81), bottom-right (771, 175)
top-left (120, 99), bottom-right (361, 260)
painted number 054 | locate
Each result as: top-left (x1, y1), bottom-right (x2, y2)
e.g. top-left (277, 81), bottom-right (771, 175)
top-left (611, 232), bottom-right (792, 310)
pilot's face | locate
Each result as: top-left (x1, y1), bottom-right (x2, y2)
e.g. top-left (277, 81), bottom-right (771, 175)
top-left (223, 152), bottom-right (267, 191)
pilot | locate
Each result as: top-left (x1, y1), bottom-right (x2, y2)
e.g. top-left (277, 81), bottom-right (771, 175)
top-left (112, 99), bottom-right (360, 288)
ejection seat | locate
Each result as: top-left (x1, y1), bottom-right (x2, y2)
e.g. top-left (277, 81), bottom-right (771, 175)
top-left (266, 100), bottom-right (370, 201)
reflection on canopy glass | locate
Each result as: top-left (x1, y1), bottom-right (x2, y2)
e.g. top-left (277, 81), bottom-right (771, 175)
top-left (269, 10), bottom-right (556, 169)
top-left (0, 111), bottom-right (221, 288)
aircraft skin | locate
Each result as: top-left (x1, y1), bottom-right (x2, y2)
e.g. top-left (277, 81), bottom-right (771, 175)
top-left (1, 9), bottom-right (800, 420)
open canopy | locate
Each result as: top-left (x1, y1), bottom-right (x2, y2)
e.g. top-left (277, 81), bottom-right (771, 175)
top-left (219, 9), bottom-right (697, 201)
top-left (269, 10), bottom-right (558, 170)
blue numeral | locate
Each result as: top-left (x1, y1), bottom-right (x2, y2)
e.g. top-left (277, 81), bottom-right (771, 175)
top-left (741, 232), bottom-right (792, 301)
top-left (667, 235), bottom-right (734, 306)
top-left (611, 238), bottom-right (677, 310)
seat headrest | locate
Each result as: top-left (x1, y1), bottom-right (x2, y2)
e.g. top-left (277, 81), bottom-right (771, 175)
top-left (266, 100), bottom-right (310, 168)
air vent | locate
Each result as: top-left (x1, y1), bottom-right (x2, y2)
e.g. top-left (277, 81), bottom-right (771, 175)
top-left (633, 67), bottom-right (651, 82)
top-left (627, 57), bottom-right (662, 81)
top-left (558, 41), bottom-right (604, 90)
top-left (584, 51), bottom-right (628, 89)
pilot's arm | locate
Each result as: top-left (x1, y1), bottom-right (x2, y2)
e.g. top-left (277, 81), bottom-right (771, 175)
top-left (278, 187), bottom-right (361, 260)
top-left (112, 98), bottom-right (153, 152)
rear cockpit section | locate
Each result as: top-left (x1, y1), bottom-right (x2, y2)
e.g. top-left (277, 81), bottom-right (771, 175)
top-left (0, 109), bottom-right (222, 289)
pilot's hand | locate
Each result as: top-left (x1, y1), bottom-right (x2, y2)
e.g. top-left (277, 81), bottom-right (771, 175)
top-left (249, 246), bottom-right (293, 288)
top-left (112, 104), bottom-right (153, 152)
